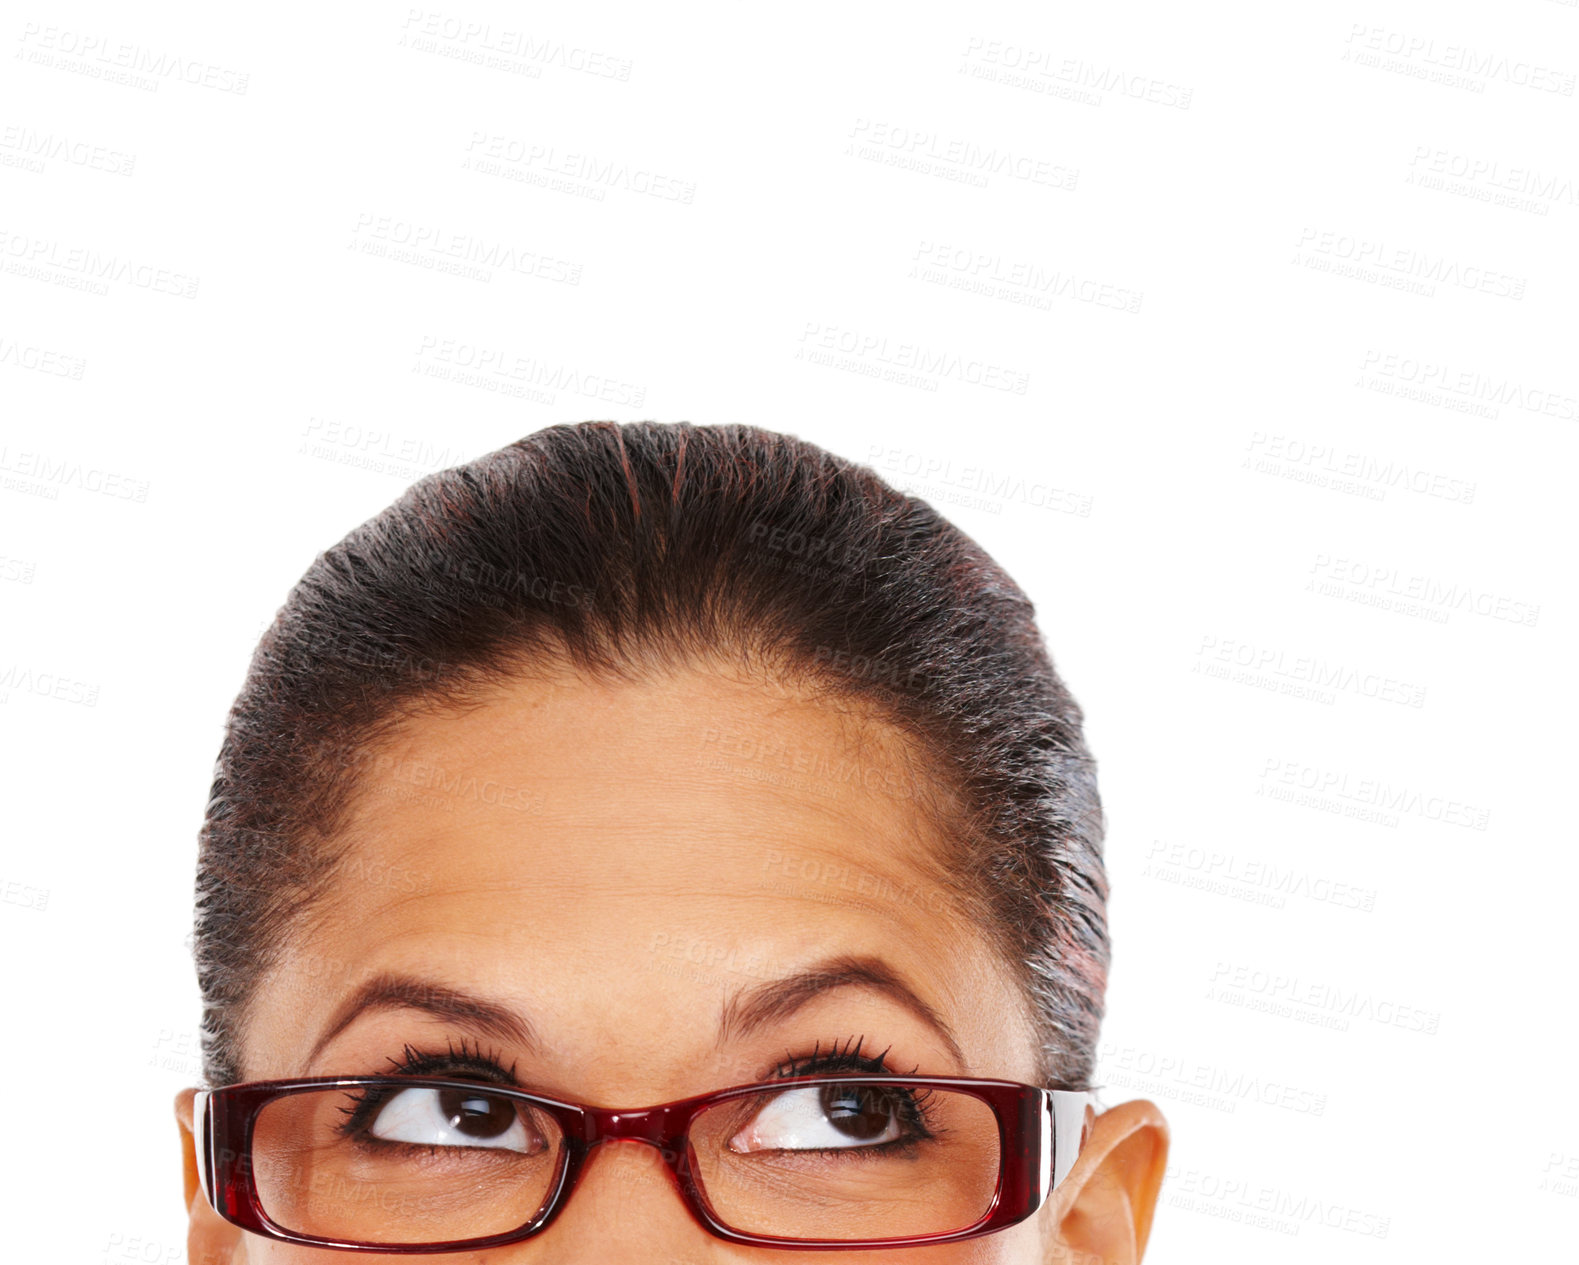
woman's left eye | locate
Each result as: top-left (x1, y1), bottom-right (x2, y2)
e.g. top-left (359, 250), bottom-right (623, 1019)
top-left (728, 1084), bottom-right (909, 1152)
top-left (366, 1086), bottom-right (541, 1152)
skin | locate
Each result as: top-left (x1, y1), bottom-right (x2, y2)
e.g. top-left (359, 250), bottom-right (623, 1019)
top-left (177, 659), bottom-right (1168, 1263)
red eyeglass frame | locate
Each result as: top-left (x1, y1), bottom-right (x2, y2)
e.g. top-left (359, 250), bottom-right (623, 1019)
top-left (193, 1072), bottom-right (1096, 1253)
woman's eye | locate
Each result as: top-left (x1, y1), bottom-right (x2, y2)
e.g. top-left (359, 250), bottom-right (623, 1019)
top-left (366, 1086), bottom-right (544, 1153)
top-left (728, 1084), bottom-right (910, 1153)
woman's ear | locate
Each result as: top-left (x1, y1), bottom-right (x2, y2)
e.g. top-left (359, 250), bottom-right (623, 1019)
top-left (1044, 1098), bottom-right (1169, 1264)
top-left (176, 1089), bottom-right (243, 1265)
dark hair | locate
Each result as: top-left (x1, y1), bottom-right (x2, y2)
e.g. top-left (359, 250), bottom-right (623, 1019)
top-left (194, 421), bottom-right (1107, 1087)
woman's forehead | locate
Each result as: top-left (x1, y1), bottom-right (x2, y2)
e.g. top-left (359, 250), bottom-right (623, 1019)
top-left (336, 663), bottom-right (953, 891)
top-left (242, 664), bottom-right (1035, 1088)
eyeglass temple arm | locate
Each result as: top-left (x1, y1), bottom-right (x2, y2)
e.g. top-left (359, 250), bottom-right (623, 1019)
top-left (191, 1090), bottom-right (213, 1209)
top-left (1045, 1089), bottom-right (1097, 1200)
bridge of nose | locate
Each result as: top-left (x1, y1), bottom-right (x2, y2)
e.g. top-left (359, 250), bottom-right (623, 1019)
top-left (571, 1112), bottom-right (699, 1205)
top-left (539, 1126), bottom-right (712, 1245)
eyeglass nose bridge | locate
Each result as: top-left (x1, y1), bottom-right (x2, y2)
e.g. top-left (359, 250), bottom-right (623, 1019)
top-left (576, 1101), bottom-right (691, 1148)
top-left (555, 1102), bottom-right (710, 1217)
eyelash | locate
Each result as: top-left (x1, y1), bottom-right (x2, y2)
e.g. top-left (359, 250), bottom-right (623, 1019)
top-left (348, 1031), bottom-right (921, 1103)
top-left (384, 1037), bottom-right (520, 1083)
top-left (771, 1034), bottom-right (916, 1079)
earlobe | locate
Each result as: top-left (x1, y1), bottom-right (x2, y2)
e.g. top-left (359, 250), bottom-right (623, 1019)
top-left (176, 1089), bottom-right (242, 1264)
top-left (1045, 1098), bottom-right (1170, 1264)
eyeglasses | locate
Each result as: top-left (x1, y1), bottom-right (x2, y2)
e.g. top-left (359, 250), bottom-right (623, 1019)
top-left (193, 1073), bottom-right (1095, 1251)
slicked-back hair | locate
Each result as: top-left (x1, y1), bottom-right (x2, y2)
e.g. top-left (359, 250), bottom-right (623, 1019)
top-left (194, 421), bottom-right (1108, 1088)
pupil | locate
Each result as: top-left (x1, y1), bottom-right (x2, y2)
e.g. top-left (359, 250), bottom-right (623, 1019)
top-left (820, 1085), bottom-right (895, 1140)
top-left (439, 1088), bottom-right (514, 1138)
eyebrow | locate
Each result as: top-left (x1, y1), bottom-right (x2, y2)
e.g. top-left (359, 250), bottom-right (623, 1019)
top-left (305, 972), bottom-right (542, 1067)
top-left (716, 953), bottom-right (968, 1069)
top-left (306, 954), bottom-right (965, 1072)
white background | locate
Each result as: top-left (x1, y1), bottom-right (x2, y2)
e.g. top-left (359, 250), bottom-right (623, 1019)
top-left (2, 2), bottom-right (1576, 1261)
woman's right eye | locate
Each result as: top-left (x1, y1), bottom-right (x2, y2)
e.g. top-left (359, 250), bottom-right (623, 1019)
top-left (364, 1086), bottom-right (545, 1153)
top-left (727, 1083), bottom-right (915, 1153)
